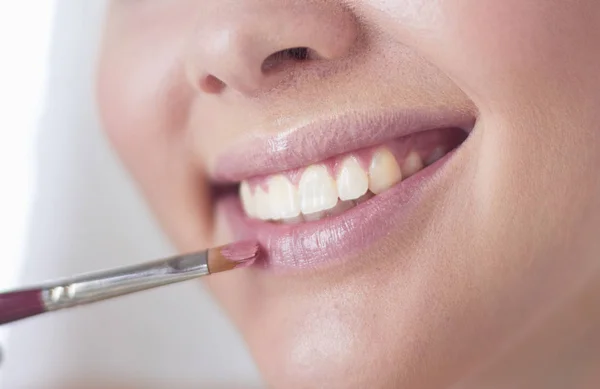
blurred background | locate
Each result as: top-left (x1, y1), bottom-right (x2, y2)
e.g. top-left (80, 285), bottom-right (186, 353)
top-left (0, 1), bottom-right (261, 388)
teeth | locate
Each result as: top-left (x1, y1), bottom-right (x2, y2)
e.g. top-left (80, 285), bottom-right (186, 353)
top-left (402, 151), bottom-right (424, 178)
top-left (239, 181), bottom-right (256, 218)
top-left (425, 147), bottom-right (445, 166)
top-left (368, 148), bottom-right (402, 195)
top-left (267, 175), bottom-right (300, 220)
top-left (326, 200), bottom-right (354, 217)
top-left (282, 215), bottom-right (304, 225)
top-left (336, 156), bottom-right (368, 201)
top-left (298, 164), bottom-right (338, 215)
top-left (254, 186), bottom-right (272, 220)
top-left (304, 211), bottom-right (326, 222)
top-left (239, 146), bottom-right (435, 221)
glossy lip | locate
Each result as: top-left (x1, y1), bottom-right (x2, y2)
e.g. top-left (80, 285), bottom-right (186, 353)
top-left (213, 108), bottom-right (475, 182)
top-left (213, 108), bottom-right (475, 270)
top-left (220, 149), bottom-right (458, 270)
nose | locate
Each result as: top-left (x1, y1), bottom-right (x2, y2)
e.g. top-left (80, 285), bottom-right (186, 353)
top-left (188, 1), bottom-right (359, 95)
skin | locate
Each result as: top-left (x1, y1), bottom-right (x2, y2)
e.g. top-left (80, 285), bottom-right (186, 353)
top-left (97, 1), bottom-right (600, 388)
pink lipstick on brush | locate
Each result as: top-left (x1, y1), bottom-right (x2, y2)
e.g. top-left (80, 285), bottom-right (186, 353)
top-left (0, 240), bottom-right (260, 325)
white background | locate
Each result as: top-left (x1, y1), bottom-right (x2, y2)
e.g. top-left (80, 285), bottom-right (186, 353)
top-left (0, 1), bottom-right (261, 388)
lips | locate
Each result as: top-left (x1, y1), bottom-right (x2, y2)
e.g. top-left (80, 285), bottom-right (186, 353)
top-left (213, 109), bottom-right (475, 270)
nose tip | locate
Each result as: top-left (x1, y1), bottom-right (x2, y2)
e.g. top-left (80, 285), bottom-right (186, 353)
top-left (188, 1), bottom-right (359, 95)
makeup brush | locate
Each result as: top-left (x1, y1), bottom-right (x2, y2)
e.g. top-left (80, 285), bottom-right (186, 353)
top-left (0, 240), bottom-right (260, 326)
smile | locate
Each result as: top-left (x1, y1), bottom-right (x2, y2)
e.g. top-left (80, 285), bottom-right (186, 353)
top-left (214, 109), bottom-right (475, 270)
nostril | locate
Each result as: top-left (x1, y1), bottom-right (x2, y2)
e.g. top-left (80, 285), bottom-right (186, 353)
top-left (199, 74), bottom-right (226, 94)
top-left (285, 47), bottom-right (310, 61)
top-left (261, 47), bottom-right (313, 72)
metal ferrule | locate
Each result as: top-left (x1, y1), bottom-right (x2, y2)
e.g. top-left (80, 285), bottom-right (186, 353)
top-left (40, 251), bottom-right (209, 312)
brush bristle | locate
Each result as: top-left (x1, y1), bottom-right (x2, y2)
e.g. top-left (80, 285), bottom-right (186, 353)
top-left (220, 240), bottom-right (260, 264)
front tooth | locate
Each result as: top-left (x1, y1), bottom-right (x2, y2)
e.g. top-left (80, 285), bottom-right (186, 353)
top-left (239, 181), bottom-right (256, 218)
top-left (299, 164), bottom-right (338, 215)
top-left (402, 151), bottom-right (424, 178)
top-left (282, 215), bottom-right (304, 225)
top-left (267, 175), bottom-right (300, 220)
top-left (336, 156), bottom-right (368, 201)
top-left (254, 186), bottom-right (272, 220)
top-left (368, 148), bottom-right (402, 195)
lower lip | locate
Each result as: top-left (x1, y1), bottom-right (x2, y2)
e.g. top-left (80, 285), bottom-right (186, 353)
top-left (219, 150), bottom-right (457, 271)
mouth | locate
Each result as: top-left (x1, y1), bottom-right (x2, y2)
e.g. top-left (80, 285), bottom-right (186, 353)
top-left (213, 109), bottom-right (475, 270)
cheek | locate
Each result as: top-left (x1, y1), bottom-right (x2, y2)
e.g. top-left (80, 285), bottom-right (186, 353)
top-left (438, 1), bottom-right (599, 104)
top-left (96, 30), bottom-right (193, 173)
top-left (368, 0), bottom-right (600, 111)
top-left (96, 3), bottom-right (196, 160)
top-left (96, 30), bottom-right (215, 251)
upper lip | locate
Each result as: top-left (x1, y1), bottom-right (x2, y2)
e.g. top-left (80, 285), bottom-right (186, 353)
top-left (213, 108), bottom-right (476, 182)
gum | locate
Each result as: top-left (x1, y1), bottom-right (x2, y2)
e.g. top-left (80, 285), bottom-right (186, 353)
top-left (244, 127), bottom-right (466, 193)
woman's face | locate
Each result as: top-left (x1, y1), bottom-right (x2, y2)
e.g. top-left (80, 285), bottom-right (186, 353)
top-left (98, 1), bottom-right (600, 387)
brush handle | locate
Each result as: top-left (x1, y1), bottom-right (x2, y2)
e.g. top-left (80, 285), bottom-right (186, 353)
top-left (37, 251), bottom-right (209, 312)
top-left (0, 290), bottom-right (46, 325)
top-left (0, 250), bottom-right (211, 326)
